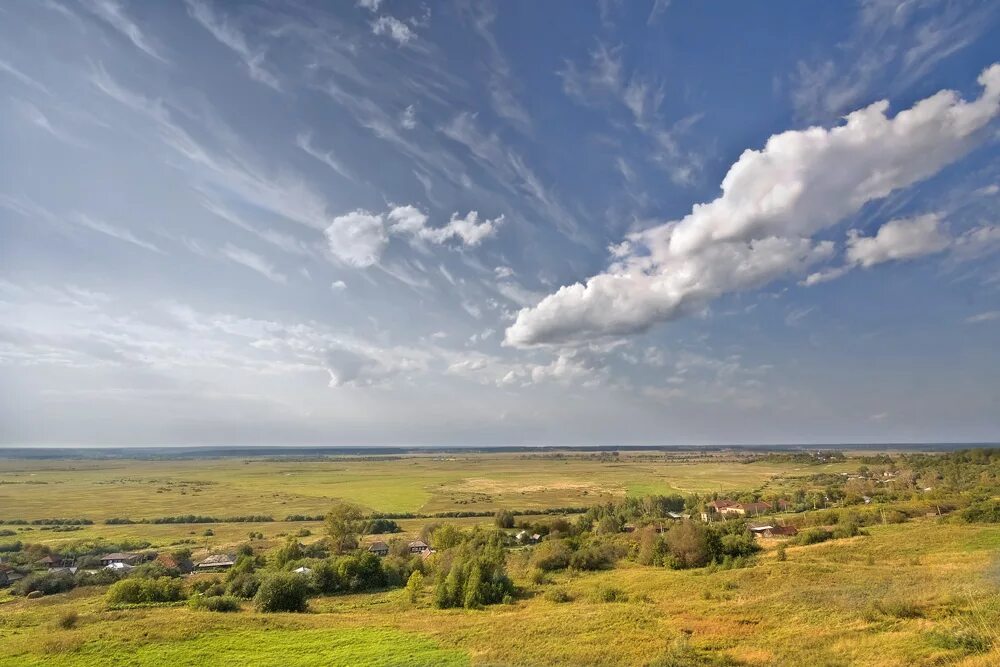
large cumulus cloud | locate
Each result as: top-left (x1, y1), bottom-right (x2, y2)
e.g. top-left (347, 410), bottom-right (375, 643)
top-left (506, 64), bottom-right (1000, 347)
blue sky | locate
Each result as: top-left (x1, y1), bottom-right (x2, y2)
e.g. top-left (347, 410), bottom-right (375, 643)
top-left (1, 0), bottom-right (998, 446)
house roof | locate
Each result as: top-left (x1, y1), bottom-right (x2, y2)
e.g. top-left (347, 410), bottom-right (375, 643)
top-left (292, 566), bottom-right (312, 574)
top-left (37, 555), bottom-right (60, 563)
top-left (197, 554), bottom-right (236, 567)
top-left (368, 541), bottom-right (389, 550)
top-left (105, 562), bottom-right (133, 571)
top-left (408, 540), bottom-right (428, 548)
top-left (708, 500), bottom-right (737, 509)
top-left (768, 525), bottom-right (799, 536)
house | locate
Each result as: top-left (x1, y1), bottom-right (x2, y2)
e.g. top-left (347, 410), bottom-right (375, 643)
top-left (420, 548), bottom-right (436, 560)
top-left (36, 555), bottom-right (68, 569)
top-left (763, 525), bottom-right (798, 538)
top-left (196, 554), bottom-right (236, 570)
top-left (104, 562), bottom-right (133, 573)
top-left (623, 523), bottom-right (636, 533)
top-left (100, 552), bottom-right (142, 567)
top-left (667, 511), bottom-right (689, 520)
top-left (735, 501), bottom-right (772, 517)
top-left (408, 540), bottom-right (429, 554)
top-left (530, 534), bottom-right (541, 543)
top-left (748, 524), bottom-right (775, 535)
top-left (368, 541), bottom-right (389, 557)
top-left (708, 500), bottom-right (738, 513)
top-left (156, 552), bottom-right (193, 572)
top-left (515, 530), bottom-right (529, 542)
top-left (292, 566), bottom-right (312, 575)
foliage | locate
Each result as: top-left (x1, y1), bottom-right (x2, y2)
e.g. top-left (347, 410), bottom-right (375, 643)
top-left (434, 536), bottom-right (514, 609)
top-left (529, 540), bottom-right (572, 571)
top-left (253, 572), bottom-right (310, 612)
top-left (406, 570), bottom-right (424, 602)
top-left (13, 572), bottom-right (76, 597)
top-left (325, 503), bottom-right (364, 554)
top-left (189, 594), bottom-right (241, 612)
top-left (106, 577), bottom-right (184, 604)
top-left (494, 509), bottom-right (515, 529)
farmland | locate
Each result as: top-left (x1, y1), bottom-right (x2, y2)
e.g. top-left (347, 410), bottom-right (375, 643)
top-left (1, 448), bottom-right (999, 666)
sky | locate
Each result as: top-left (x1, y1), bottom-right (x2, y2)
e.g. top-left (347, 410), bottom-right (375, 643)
top-left (1, 0), bottom-right (998, 447)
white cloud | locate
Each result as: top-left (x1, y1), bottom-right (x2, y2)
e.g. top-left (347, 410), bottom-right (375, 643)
top-left (386, 205), bottom-right (429, 236)
top-left (494, 266), bottom-right (514, 279)
top-left (418, 211), bottom-right (502, 246)
top-left (325, 210), bottom-right (389, 268)
top-left (845, 213), bottom-right (951, 267)
top-left (81, 0), bottom-right (168, 63)
top-left (330, 280), bottom-right (347, 291)
top-left (357, 0), bottom-right (382, 11)
top-left (506, 64), bottom-right (1000, 347)
top-left (400, 104), bottom-right (417, 130)
top-left (185, 0), bottom-right (280, 90)
top-left (295, 132), bottom-right (353, 182)
top-left (219, 243), bottom-right (287, 283)
top-left (965, 311), bottom-right (999, 324)
top-left (372, 16), bottom-right (416, 46)
top-left (74, 213), bottom-right (164, 254)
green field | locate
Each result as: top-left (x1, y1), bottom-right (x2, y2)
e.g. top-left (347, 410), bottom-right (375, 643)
top-left (0, 453), bottom-right (856, 520)
top-left (2, 451), bottom-right (999, 666)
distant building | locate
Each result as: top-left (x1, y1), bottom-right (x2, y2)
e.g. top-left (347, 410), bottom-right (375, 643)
top-left (292, 566), bottom-right (312, 575)
top-left (100, 552), bottom-right (142, 567)
top-left (36, 555), bottom-right (68, 569)
top-left (196, 554), bottom-right (237, 570)
top-left (104, 562), bottom-right (133, 573)
top-left (368, 541), bottom-right (389, 557)
top-left (408, 540), bottom-right (429, 554)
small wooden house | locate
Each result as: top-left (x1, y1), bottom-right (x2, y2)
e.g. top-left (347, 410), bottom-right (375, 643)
top-left (368, 541), bottom-right (389, 557)
top-left (408, 540), bottom-right (429, 554)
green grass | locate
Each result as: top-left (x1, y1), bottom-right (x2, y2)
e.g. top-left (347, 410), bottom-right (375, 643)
top-left (3, 627), bottom-right (468, 667)
top-left (0, 454), bottom-right (862, 521)
top-left (3, 519), bottom-right (1000, 666)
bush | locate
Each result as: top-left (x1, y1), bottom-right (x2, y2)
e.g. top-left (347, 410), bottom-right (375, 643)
top-left (793, 528), bottom-right (833, 546)
top-left (592, 586), bottom-right (628, 603)
top-left (434, 540), bottom-right (514, 609)
top-left (959, 499), bottom-right (1000, 523)
top-left (106, 577), bottom-right (185, 605)
top-left (226, 572), bottom-right (261, 599)
top-left (14, 572), bottom-right (76, 597)
top-left (665, 522), bottom-right (712, 568)
top-left (253, 572), bottom-right (309, 612)
top-left (543, 588), bottom-right (572, 603)
top-left (529, 540), bottom-right (572, 571)
top-left (406, 570), bottom-right (423, 602)
top-left (569, 545), bottom-right (615, 571)
top-left (494, 509), bottom-right (515, 529)
top-left (57, 611), bottom-right (78, 629)
top-left (190, 595), bottom-right (241, 612)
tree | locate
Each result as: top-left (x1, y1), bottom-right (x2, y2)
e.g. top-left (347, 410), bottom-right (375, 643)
top-left (494, 509), bottom-right (515, 529)
top-left (325, 502), bottom-right (363, 554)
top-left (406, 570), bottom-right (424, 602)
top-left (665, 521), bottom-right (711, 568)
top-left (253, 572), bottom-right (309, 612)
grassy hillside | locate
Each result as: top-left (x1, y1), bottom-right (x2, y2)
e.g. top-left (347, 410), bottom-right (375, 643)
top-left (2, 520), bottom-right (998, 666)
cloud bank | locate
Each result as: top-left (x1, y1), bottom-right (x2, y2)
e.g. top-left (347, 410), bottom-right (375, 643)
top-left (506, 64), bottom-right (1000, 347)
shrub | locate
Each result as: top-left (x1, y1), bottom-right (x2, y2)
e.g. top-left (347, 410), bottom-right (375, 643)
top-left (793, 528), bottom-right (833, 546)
top-left (226, 572), bottom-right (261, 599)
top-left (569, 545), bottom-right (615, 571)
top-left (543, 588), bottom-right (571, 603)
top-left (14, 572), bottom-right (76, 597)
top-left (665, 522), bottom-right (712, 568)
top-left (959, 499), bottom-right (1000, 523)
top-left (106, 577), bottom-right (184, 605)
top-left (57, 611), bottom-right (78, 629)
top-left (494, 509), bottom-right (515, 529)
top-left (190, 595), bottom-right (241, 612)
top-left (592, 586), bottom-right (628, 603)
top-left (253, 572), bottom-right (309, 612)
top-left (530, 540), bottom-right (572, 571)
top-left (406, 570), bottom-right (423, 602)
top-left (434, 541), bottom-right (514, 609)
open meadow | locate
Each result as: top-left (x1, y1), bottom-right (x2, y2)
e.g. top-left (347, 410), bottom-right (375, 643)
top-left (2, 449), bottom-right (999, 666)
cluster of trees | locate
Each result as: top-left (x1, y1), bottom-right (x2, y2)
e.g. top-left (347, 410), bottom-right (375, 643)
top-left (434, 533), bottom-right (514, 609)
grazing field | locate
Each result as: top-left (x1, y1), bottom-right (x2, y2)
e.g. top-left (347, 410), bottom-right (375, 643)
top-left (0, 453), bottom-right (857, 521)
top-left (1, 520), bottom-right (998, 666)
top-left (2, 449), bottom-right (998, 666)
